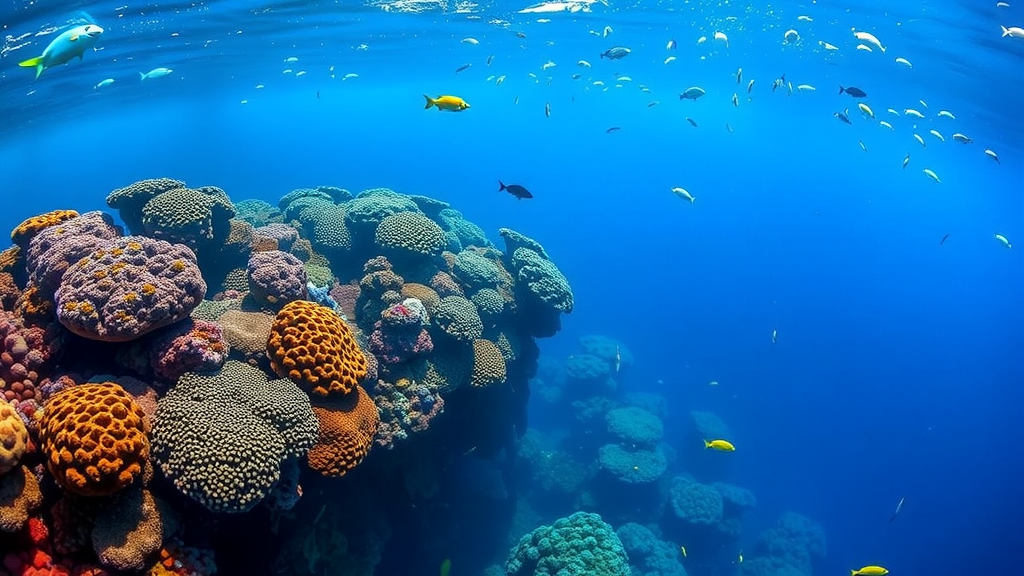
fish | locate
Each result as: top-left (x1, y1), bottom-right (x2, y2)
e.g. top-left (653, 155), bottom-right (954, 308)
top-left (888, 496), bottom-right (906, 522)
top-left (686, 117), bottom-right (698, 127)
top-left (697, 35), bottom-right (707, 44)
top-left (94, 78), bottom-right (115, 89)
top-left (819, 41), bottom-right (839, 50)
top-left (997, 1), bottom-right (1010, 6)
top-left (923, 168), bottom-right (940, 183)
top-left (938, 110), bottom-right (955, 119)
top-left (739, 553), bottom-right (744, 564)
top-left (664, 56), bottom-right (677, 64)
top-left (514, 95), bottom-right (519, 105)
top-left (600, 46), bottom-right (631, 60)
top-left (709, 380), bottom-right (719, 386)
top-left (496, 75), bottom-right (506, 85)
top-left (985, 149), bottom-right (1000, 163)
top-left (857, 44), bottom-right (873, 52)
top-left (499, 181), bottom-right (533, 199)
top-left (787, 81), bottom-right (793, 95)
top-left (772, 75), bottom-right (785, 91)
top-left (679, 86), bottom-right (706, 100)
top-left (714, 31), bottom-right (729, 47)
top-left (680, 545), bottom-right (687, 558)
top-left (858, 103), bottom-right (874, 118)
top-left (440, 558), bottom-right (452, 576)
top-left (603, 25), bottom-right (613, 37)
top-left (617, 75), bottom-right (632, 82)
top-left (859, 140), bottom-right (868, 152)
top-left (140, 67), bottom-right (173, 81)
top-left (486, 54), bottom-right (494, 65)
top-left (614, 345), bottom-right (621, 372)
top-left (666, 39), bottom-right (677, 50)
top-left (544, 102), bottom-right (551, 117)
top-left (731, 93), bottom-right (739, 106)
top-left (879, 121), bottom-right (893, 130)
top-left (541, 60), bottom-right (556, 70)
top-left (902, 154), bottom-right (910, 169)
top-left (797, 84), bottom-right (816, 92)
top-left (736, 67), bottom-right (743, 84)
top-left (255, 84), bottom-right (265, 89)
top-left (834, 110), bottom-right (851, 124)
top-left (19, 24), bottom-right (105, 79)
top-left (455, 63), bottom-right (472, 74)
top-left (461, 37), bottom-right (479, 44)
top-left (839, 85), bottom-right (868, 97)
top-left (771, 329), bottom-right (777, 344)
top-left (571, 74), bottom-right (581, 80)
top-left (851, 566), bottom-right (889, 576)
top-left (671, 187), bottom-right (696, 203)
top-left (704, 439), bottom-right (735, 451)
top-left (995, 234), bottom-right (1012, 248)
top-left (343, 73), bottom-right (359, 80)
top-left (647, 101), bottom-right (659, 107)
top-left (887, 108), bottom-right (900, 116)
top-left (295, 70), bottom-right (307, 76)
top-left (940, 233), bottom-right (950, 245)
top-left (895, 57), bottom-right (913, 68)
top-left (284, 56), bottom-right (299, 62)
top-left (283, 69), bottom-right (293, 74)
top-left (919, 99), bottom-right (928, 108)
top-left (1001, 25), bottom-right (1024, 38)
top-left (905, 108), bottom-right (925, 118)
top-left (747, 79), bottom-right (755, 93)
top-left (784, 29), bottom-right (800, 43)
top-left (726, 123), bottom-right (733, 133)
top-left (798, 15), bottom-right (813, 21)
top-left (929, 129), bottom-right (945, 142)
top-left (853, 30), bottom-right (886, 52)
top-left (952, 133), bottom-right (973, 143)
top-left (577, 59), bottom-right (592, 67)
top-left (913, 134), bottom-right (926, 147)
top-left (516, 31), bottom-right (527, 38)
top-left (423, 94), bottom-right (471, 111)
top-left (606, 126), bottom-right (621, 133)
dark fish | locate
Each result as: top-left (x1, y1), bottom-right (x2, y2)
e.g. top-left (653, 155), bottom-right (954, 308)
top-left (686, 117), bottom-right (698, 127)
top-left (839, 85), bottom-right (868, 98)
top-left (606, 126), bottom-right (621, 133)
top-left (316, 90), bottom-right (320, 99)
top-left (834, 110), bottom-right (851, 124)
top-left (516, 31), bottom-right (527, 39)
top-left (571, 73), bottom-right (581, 80)
top-left (544, 101), bottom-right (550, 117)
top-left (600, 46), bottom-right (631, 60)
top-left (486, 54), bottom-right (494, 66)
top-left (940, 233), bottom-right (950, 245)
top-left (499, 181), bottom-right (533, 199)
top-left (455, 63), bottom-right (472, 74)
top-left (647, 101), bottom-right (659, 107)
top-left (888, 496), bottom-right (906, 522)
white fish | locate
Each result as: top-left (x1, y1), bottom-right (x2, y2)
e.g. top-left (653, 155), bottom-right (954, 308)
top-left (879, 121), bottom-right (894, 129)
top-left (240, 99), bottom-right (248, 104)
top-left (671, 187), bottom-right (696, 203)
top-left (923, 168), bottom-right (940, 183)
top-left (895, 57), bottom-right (912, 68)
top-left (295, 70), bottom-right (307, 76)
top-left (938, 110), bottom-right (955, 119)
top-left (819, 41), bottom-right (839, 50)
top-left (732, 92), bottom-right (739, 106)
top-left (888, 108), bottom-right (900, 116)
top-left (919, 99), bottom-right (928, 108)
top-left (736, 67), bottom-right (742, 83)
top-left (905, 108), bottom-right (925, 118)
top-left (857, 44), bottom-right (873, 52)
top-left (577, 59), bottom-right (591, 67)
top-left (787, 81), bottom-right (793, 95)
top-left (593, 80), bottom-right (605, 86)
top-left (997, 1), bottom-right (1010, 6)
top-left (666, 39), bottom-right (677, 50)
top-left (859, 140), bottom-right (868, 152)
top-left (140, 67), bottom-right (173, 81)
top-left (603, 25), bottom-right (613, 37)
top-left (461, 37), bottom-right (479, 44)
top-left (914, 134), bottom-right (927, 147)
top-left (664, 56), bottom-right (677, 64)
top-left (94, 78), bottom-right (115, 89)
top-left (1001, 26), bottom-right (1024, 38)
top-left (952, 133), bottom-right (973, 143)
top-left (284, 56), bottom-right (299, 62)
top-left (617, 75), bottom-right (632, 82)
top-left (639, 85), bottom-right (651, 93)
top-left (697, 35), bottom-right (707, 44)
top-left (985, 149), bottom-right (1000, 163)
top-left (853, 29), bottom-right (886, 52)
top-left (888, 497), bottom-right (906, 523)
top-left (255, 84), bottom-right (265, 89)
top-left (343, 73), bottom-right (358, 80)
top-left (541, 60), bottom-right (556, 70)
top-left (496, 75), bottom-right (506, 85)
top-left (771, 329), bottom-right (778, 344)
top-left (859, 103), bottom-right (875, 118)
top-left (714, 31), bottom-right (729, 47)
top-left (798, 15), bottom-right (813, 21)
top-left (537, 18), bottom-right (551, 22)
top-left (747, 79), bottom-right (755, 93)
top-left (784, 29), bottom-right (800, 43)
top-left (797, 84), bottom-right (816, 92)
top-left (929, 129), bottom-right (945, 142)
top-left (995, 234), bottom-right (1012, 248)
top-left (282, 69), bottom-right (293, 74)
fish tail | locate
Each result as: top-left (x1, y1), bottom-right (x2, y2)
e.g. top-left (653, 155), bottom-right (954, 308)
top-left (703, 439), bottom-right (711, 449)
top-left (139, 71), bottom-right (146, 81)
top-left (19, 56), bottom-right (44, 79)
top-left (498, 180), bottom-right (506, 191)
top-left (689, 195), bottom-right (695, 204)
top-left (1002, 26), bottom-right (1010, 37)
top-left (839, 85), bottom-right (844, 95)
top-left (423, 94), bottom-right (435, 109)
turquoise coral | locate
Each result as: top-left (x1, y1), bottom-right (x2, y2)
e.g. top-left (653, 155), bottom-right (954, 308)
top-left (505, 511), bottom-right (630, 576)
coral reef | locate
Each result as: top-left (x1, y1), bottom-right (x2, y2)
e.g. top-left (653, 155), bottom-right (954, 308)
top-left (246, 250), bottom-right (308, 307)
top-left (308, 385), bottom-right (380, 476)
top-left (505, 511), bottom-right (630, 576)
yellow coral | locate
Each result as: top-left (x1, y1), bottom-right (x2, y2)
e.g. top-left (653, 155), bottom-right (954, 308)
top-left (127, 241), bottom-right (143, 252)
top-left (79, 301), bottom-right (96, 315)
top-left (171, 260), bottom-right (185, 272)
top-left (141, 283), bottom-right (157, 296)
top-left (123, 292), bottom-right (139, 303)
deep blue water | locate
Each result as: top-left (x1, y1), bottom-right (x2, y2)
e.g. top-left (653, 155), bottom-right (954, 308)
top-left (1, 0), bottom-right (1022, 574)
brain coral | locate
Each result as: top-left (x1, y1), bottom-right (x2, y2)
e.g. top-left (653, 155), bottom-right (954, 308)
top-left (668, 475), bottom-right (724, 526)
top-left (307, 386), bottom-right (379, 477)
top-left (40, 383), bottom-right (151, 496)
top-left (597, 444), bottom-right (667, 484)
top-left (511, 247), bottom-right (574, 313)
top-left (606, 407), bottom-right (664, 446)
top-left (0, 403), bottom-right (29, 474)
top-left (55, 236), bottom-right (207, 342)
top-left (247, 250), bottom-right (309, 306)
top-left (10, 209), bottom-right (79, 247)
top-left (432, 296), bottom-right (483, 342)
top-left (375, 212), bottom-right (446, 258)
top-left (505, 511), bottom-right (630, 576)
top-left (267, 300), bottom-right (368, 397)
top-left (471, 339), bottom-right (507, 387)
top-left (151, 361), bottom-right (318, 512)
top-left (140, 186), bottom-right (235, 248)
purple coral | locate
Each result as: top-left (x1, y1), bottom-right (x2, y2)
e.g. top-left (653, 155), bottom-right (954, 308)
top-left (253, 223), bottom-right (299, 252)
top-left (368, 298), bottom-right (433, 365)
top-left (55, 236), bottom-right (207, 342)
top-left (25, 211), bottom-right (121, 297)
top-left (149, 319), bottom-right (229, 383)
top-left (1, 309), bottom-right (63, 405)
top-left (246, 250), bottom-right (308, 306)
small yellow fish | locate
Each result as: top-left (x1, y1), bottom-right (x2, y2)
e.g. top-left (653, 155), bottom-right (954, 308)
top-left (680, 545), bottom-right (687, 558)
top-left (851, 566), bottom-right (888, 576)
top-left (704, 439), bottom-right (735, 451)
top-left (423, 94), bottom-right (470, 111)
top-left (858, 102), bottom-right (874, 118)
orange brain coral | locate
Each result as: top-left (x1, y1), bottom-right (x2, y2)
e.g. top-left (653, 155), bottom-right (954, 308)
top-left (10, 209), bottom-right (80, 246)
top-left (267, 300), bottom-right (368, 397)
top-left (307, 386), bottom-right (379, 477)
top-left (40, 383), bottom-right (151, 497)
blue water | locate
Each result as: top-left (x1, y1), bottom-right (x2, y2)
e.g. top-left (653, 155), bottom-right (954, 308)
top-left (1, 0), bottom-right (1022, 574)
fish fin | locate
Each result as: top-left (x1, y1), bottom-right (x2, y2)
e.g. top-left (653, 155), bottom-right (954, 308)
top-left (499, 180), bottom-right (506, 191)
top-left (689, 196), bottom-right (695, 203)
top-left (422, 94), bottom-right (434, 109)
top-left (70, 34), bottom-right (79, 41)
top-left (139, 71), bottom-right (146, 81)
top-left (703, 439), bottom-right (710, 449)
top-left (839, 85), bottom-right (844, 94)
top-left (18, 56), bottom-right (44, 80)
top-left (1001, 26), bottom-right (1010, 37)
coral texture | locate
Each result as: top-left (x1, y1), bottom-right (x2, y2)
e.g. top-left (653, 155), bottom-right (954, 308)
top-left (307, 386), bottom-right (380, 477)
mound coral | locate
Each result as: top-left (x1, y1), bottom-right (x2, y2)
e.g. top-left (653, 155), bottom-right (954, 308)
top-left (615, 523), bottom-right (688, 576)
top-left (267, 300), bottom-right (368, 397)
top-left (606, 407), bottom-right (664, 446)
top-left (253, 223), bottom-right (299, 252)
top-left (399, 283), bottom-right (440, 316)
top-left (510, 247), bottom-right (574, 313)
top-left (344, 189), bottom-right (419, 234)
top-left (432, 295), bottom-right (483, 342)
top-left (371, 378), bottom-right (444, 449)
top-left (668, 475), bottom-right (724, 526)
top-left (1, 308), bottom-right (62, 405)
top-left (597, 444), bottom-right (667, 484)
top-left (0, 403), bottom-right (28, 474)
top-left (310, 206), bottom-right (353, 256)
top-left (11, 209), bottom-right (80, 247)
top-left (374, 212), bottom-right (446, 258)
top-left (55, 236), bottom-right (207, 342)
top-left (25, 211), bottom-right (122, 297)
top-left (147, 318), bottom-right (228, 383)
top-left (0, 465), bottom-right (42, 532)
top-left (453, 251), bottom-right (501, 290)
top-left (440, 209), bottom-right (491, 249)
top-left (471, 338), bottom-right (506, 387)
top-left (92, 487), bottom-right (169, 571)
top-left (247, 250), bottom-right (308, 306)
top-left (106, 177), bottom-right (186, 233)
top-left (308, 385), bottom-right (379, 476)
top-left (40, 383), bottom-right (151, 496)
top-left (368, 299), bottom-right (432, 365)
top-left (506, 511), bottom-right (630, 576)
top-left (151, 361), bottom-right (318, 512)
top-left (139, 185), bottom-right (235, 249)
top-left (499, 227), bottom-right (549, 259)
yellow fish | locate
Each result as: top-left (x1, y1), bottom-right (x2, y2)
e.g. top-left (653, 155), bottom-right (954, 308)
top-left (704, 439), bottom-right (735, 451)
top-left (423, 94), bottom-right (470, 111)
top-left (440, 558), bottom-right (451, 576)
top-left (852, 567), bottom-right (888, 576)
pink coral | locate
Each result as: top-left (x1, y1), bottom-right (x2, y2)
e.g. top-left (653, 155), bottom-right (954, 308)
top-left (368, 299), bottom-right (433, 366)
top-left (148, 319), bottom-right (228, 383)
top-left (372, 378), bottom-right (445, 450)
top-left (246, 250), bottom-right (308, 307)
top-left (1, 310), bottom-right (62, 407)
top-left (24, 211), bottom-right (122, 298)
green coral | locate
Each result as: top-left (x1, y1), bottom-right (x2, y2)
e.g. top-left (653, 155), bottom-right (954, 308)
top-left (432, 295), bottom-right (483, 342)
top-left (374, 212), bottom-right (446, 258)
top-left (505, 511), bottom-right (630, 576)
top-left (597, 444), bottom-right (667, 483)
top-left (453, 251), bottom-right (501, 289)
top-left (606, 407), bottom-right (663, 446)
top-left (668, 475), bottom-right (724, 526)
top-left (140, 186), bottom-right (235, 248)
top-left (511, 247), bottom-right (574, 313)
